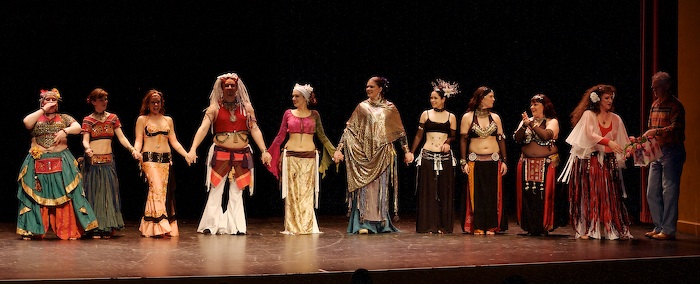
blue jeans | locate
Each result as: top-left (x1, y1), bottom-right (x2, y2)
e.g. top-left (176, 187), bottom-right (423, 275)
top-left (646, 143), bottom-right (686, 235)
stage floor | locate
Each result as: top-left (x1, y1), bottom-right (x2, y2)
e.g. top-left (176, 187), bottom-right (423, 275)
top-left (1, 215), bottom-right (699, 283)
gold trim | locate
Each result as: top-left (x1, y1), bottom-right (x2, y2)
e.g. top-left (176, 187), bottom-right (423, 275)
top-left (65, 174), bottom-right (80, 194)
top-left (79, 207), bottom-right (87, 214)
top-left (18, 165), bottom-right (27, 182)
top-left (20, 178), bottom-right (71, 206)
top-left (16, 227), bottom-right (34, 236)
top-left (19, 206), bottom-right (31, 215)
top-left (84, 220), bottom-right (99, 231)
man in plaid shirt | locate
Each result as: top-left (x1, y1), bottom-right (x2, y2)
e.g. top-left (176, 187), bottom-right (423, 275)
top-left (642, 71), bottom-right (686, 240)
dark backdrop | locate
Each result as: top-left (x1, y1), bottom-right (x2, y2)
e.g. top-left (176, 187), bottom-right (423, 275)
top-left (0, 1), bottom-right (677, 224)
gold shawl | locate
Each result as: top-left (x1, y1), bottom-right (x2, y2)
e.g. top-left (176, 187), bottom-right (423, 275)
top-left (342, 99), bottom-right (406, 192)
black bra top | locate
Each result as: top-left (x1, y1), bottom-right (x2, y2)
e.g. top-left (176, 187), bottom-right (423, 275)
top-left (145, 127), bottom-right (169, 137)
top-left (424, 112), bottom-right (452, 134)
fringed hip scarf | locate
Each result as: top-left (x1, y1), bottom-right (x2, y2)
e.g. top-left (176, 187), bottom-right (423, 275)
top-left (521, 153), bottom-right (559, 197)
top-left (281, 150), bottom-right (319, 208)
top-left (416, 149), bottom-right (456, 176)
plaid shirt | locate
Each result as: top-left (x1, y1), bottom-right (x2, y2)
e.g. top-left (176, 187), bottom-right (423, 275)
top-left (648, 95), bottom-right (685, 146)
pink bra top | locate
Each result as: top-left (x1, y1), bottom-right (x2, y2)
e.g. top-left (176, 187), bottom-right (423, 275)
top-left (284, 109), bottom-right (315, 134)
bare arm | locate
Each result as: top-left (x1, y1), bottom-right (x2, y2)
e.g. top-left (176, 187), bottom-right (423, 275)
top-left (166, 117), bottom-right (189, 159)
top-left (82, 132), bottom-right (93, 157)
top-left (133, 116), bottom-right (145, 153)
top-left (115, 127), bottom-right (140, 159)
top-left (245, 103), bottom-right (271, 166)
top-left (23, 104), bottom-right (53, 129)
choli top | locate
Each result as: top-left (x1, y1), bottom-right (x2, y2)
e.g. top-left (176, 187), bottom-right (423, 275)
top-left (424, 112), bottom-right (451, 134)
top-left (214, 103), bottom-right (248, 133)
top-left (282, 109), bottom-right (315, 134)
top-left (32, 114), bottom-right (76, 148)
top-left (467, 112), bottom-right (497, 139)
top-left (82, 113), bottom-right (121, 141)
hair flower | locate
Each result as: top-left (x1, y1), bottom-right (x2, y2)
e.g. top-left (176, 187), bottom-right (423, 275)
top-left (589, 92), bottom-right (600, 103)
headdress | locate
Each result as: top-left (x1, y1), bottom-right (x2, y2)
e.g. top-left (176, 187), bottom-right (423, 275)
top-left (209, 72), bottom-right (251, 107)
top-left (431, 79), bottom-right (460, 98)
top-left (293, 83), bottom-right (314, 102)
top-left (39, 88), bottom-right (62, 101)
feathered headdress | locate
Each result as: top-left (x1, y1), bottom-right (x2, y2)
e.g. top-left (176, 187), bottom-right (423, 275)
top-left (431, 79), bottom-right (460, 98)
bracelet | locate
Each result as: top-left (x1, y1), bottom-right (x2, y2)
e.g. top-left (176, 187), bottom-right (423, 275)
top-left (336, 143), bottom-right (344, 152)
top-left (262, 149), bottom-right (268, 153)
top-left (61, 129), bottom-right (68, 135)
top-left (459, 159), bottom-right (467, 166)
top-left (39, 108), bottom-right (45, 113)
top-left (128, 146), bottom-right (136, 153)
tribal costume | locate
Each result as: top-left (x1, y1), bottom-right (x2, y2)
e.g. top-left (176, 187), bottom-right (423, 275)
top-left (17, 114), bottom-right (98, 239)
top-left (268, 109), bottom-right (336, 234)
top-left (339, 99), bottom-right (408, 234)
top-left (559, 110), bottom-right (632, 240)
top-left (81, 113), bottom-right (125, 235)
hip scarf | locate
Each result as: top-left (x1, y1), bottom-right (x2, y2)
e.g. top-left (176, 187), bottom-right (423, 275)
top-left (209, 145), bottom-right (253, 193)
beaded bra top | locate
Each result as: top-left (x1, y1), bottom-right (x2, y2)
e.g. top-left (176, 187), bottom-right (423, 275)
top-left (468, 112), bottom-right (497, 139)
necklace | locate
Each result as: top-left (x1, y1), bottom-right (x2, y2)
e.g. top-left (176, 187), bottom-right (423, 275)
top-left (92, 111), bottom-right (107, 121)
top-left (475, 108), bottom-right (490, 118)
top-left (598, 112), bottom-right (610, 124)
top-left (223, 101), bottom-right (238, 122)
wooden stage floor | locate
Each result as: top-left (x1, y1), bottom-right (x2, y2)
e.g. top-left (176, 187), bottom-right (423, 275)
top-left (1, 215), bottom-right (699, 283)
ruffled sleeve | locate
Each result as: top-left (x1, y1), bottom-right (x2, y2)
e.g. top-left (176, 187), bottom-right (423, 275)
top-left (312, 110), bottom-right (336, 178)
top-left (266, 109), bottom-right (291, 179)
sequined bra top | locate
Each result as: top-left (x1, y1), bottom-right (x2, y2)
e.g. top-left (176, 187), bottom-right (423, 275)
top-left (144, 117), bottom-right (170, 137)
top-left (32, 114), bottom-right (76, 148)
top-left (523, 118), bottom-right (556, 146)
top-left (214, 103), bottom-right (248, 133)
top-left (467, 112), bottom-right (497, 139)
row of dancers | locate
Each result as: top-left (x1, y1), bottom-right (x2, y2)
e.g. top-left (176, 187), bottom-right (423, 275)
top-left (16, 71), bottom-right (685, 241)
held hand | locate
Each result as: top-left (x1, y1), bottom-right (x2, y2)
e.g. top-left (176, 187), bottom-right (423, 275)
top-left (404, 152), bottom-right (414, 165)
top-left (440, 143), bottom-right (451, 153)
top-left (608, 140), bottom-right (623, 154)
top-left (500, 162), bottom-right (508, 176)
top-left (186, 150), bottom-right (198, 165)
top-left (132, 151), bottom-right (142, 161)
top-left (85, 148), bottom-right (94, 157)
top-left (462, 164), bottom-right (471, 175)
top-left (261, 151), bottom-right (272, 166)
top-left (642, 129), bottom-right (655, 138)
top-left (333, 150), bottom-right (344, 163)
